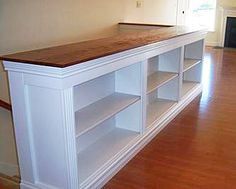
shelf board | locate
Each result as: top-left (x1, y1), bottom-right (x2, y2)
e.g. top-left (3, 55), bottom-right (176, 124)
top-left (183, 59), bottom-right (201, 72)
top-left (181, 81), bottom-right (200, 98)
top-left (146, 99), bottom-right (176, 128)
top-left (75, 93), bottom-right (140, 137)
top-left (147, 71), bottom-right (178, 94)
top-left (78, 128), bottom-right (139, 183)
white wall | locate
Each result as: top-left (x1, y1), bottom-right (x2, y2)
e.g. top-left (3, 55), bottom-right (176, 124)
top-left (0, 108), bottom-right (19, 176)
top-left (0, 0), bottom-right (125, 56)
top-left (124, 0), bottom-right (178, 25)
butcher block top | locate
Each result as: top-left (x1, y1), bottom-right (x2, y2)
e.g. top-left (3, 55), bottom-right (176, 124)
top-left (0, 25), bottom-right (204, 68)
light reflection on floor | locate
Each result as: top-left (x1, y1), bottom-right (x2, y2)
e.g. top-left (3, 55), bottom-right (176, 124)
top-left (201, 52), bottom-right (213, 101)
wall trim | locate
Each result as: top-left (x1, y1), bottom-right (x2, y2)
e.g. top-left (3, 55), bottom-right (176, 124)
top-left (205, 41), bottom-right (220, 47)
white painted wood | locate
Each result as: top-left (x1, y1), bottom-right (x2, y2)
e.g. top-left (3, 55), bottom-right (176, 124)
top-left (158, 76), bottom-right (179, 101)
top-left (181, 81), bottom-right (200, 98)
top-left (80, 84), bottom-right (203, 189)
top-left (147, 48), bottom-right (180, 76)
top-left (159, 48), bottom-right (181, 73)
top-left (26, 86), bottom-right (77, 189)
top-left (146, 99), bottom-right (176, 128)
top-left (61, 88), bottom-right (80, 189)
top-left (141, 60), bottom-right (148, 134)
top-left (178, 46), bottom-right (185, 101)
top-left (115, 63), bottom-right (141, 96)
top-left (7, 72), bottom-right (36, 183)
top-left (76, 118), bottom-right (114, 153)
top-left (3, 31), bottom-right (206, 189)
top-left (184, 40), bottom-right (204, 59)
top-left (74, 73), bottom-right (114, 111)
top-left (78, 128), bottom-right (139, 185)
top-left (183, 59), bottom-right (201, 72)
top-left (183, 62), bottom-right (202, 83)
top-left (75, 93), bottom-right (140, 137)
top-left (147, 71), bottom-right (178, 94)
top-left (116, 100), bottom-right (141, 132)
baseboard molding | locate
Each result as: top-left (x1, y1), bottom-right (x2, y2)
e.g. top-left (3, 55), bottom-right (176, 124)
top-left (205, 41), bottom-right (221, 47)
top-left (0, 162), bottom-right (19, 177)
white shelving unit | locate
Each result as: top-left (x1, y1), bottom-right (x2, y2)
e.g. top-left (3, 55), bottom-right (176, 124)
top-left (73, 63), bottom-right (142, 184)
top-left (146, 99), bottom-right (176, 127)
top-left (183, 59), bottom-right (201, 72)
top-left (147, 71), bottom-right (178, 94)
top-left (3, 30), bottom-right (206, 189)
top-left (75, 92), bottom-right (140, 137)
top-left (146, 48), bottom-right (180, 128)
top-left (77, 120), bottom-right (139, 184)
top-left (181, 81), bottom-right (201, 98)
top-left (181, 40), bottom-right (204, 98)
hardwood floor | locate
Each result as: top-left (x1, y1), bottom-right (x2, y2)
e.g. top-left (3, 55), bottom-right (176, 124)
top-left (1, 47), bottom-right (236, 189)
top-left (103, 47), bottom-right (236, 189)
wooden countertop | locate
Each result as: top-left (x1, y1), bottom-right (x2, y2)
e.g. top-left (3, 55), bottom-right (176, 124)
top-left (0, 26), bottom-right (204, 68)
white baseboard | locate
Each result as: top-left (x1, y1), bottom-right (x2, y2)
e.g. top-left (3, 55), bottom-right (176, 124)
top-left (205, 41), bottom-right (221, 47)
top-left (0, 162), bottom-right (19, 177)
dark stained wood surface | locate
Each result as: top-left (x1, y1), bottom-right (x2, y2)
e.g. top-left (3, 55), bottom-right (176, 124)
top-left (118, 22), bottom-right (173, 27)
top-left (0, 26), bottom-right (202, 68)
top-left (103, 47), bottom-right (236, 189)
top-left (0, 99), bottom-right (12, 111)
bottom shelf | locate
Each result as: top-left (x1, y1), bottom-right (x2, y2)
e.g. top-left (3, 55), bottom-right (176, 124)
top-left (146, 99), bottom-right (176, 128)
top-left (78, 128), bottom-right (139, 184)
top-left (181, 81), bottom-right (200, 98)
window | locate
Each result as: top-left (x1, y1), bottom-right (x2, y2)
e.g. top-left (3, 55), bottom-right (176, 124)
top-left (186, 0), bottom-right (217, 31)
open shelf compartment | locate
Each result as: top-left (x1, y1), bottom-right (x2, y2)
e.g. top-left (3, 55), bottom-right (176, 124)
top-left (184, 40), bottom-right (204, 72)
top-left (146, 76), bottom-right (179, 128)
top-left (74, 63), bottom-right (141, 137)
top-left (77, 101), bottom-right (141, 184)
top-left (75, 93), bottom-right (139, 137)
top-left (181, 61), bottom-right (202, 98)
top-left (183, 59), bottom-right (201, 72)
top-left (181, 81), bottom-right (200, 98)
top-left (147, 48), bottom-right (180, 94)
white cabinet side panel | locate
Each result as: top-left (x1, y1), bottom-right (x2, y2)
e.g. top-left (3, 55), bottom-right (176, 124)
top-left (8, 72), bottom-right (35, 183)
top-left (27, 86), bottom-right (69, 189)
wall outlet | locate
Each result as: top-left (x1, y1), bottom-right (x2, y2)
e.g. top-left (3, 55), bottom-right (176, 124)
top-left (136, 1), bottom-right (142, 8)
